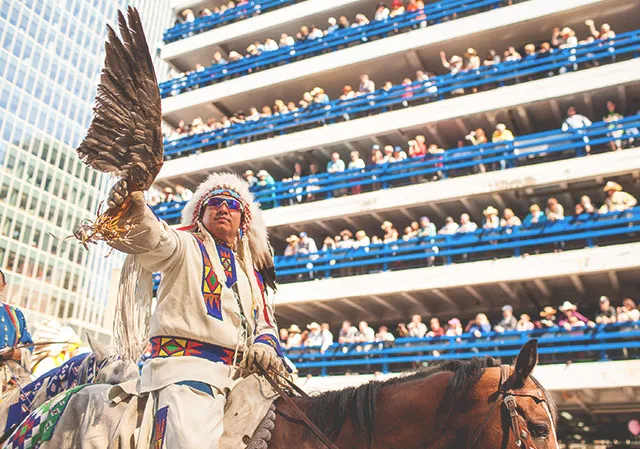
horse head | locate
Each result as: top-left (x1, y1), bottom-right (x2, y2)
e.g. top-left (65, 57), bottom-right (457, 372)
top-left (86, 334), bottom-right (138, 384)
top-left (467, 339), bottom-right (559, 449)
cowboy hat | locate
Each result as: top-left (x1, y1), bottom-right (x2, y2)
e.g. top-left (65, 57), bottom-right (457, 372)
top-left (381, 220), bottom-right (393, 230)
top-left (257, 169), bottom-right (269, 177)
top-left (558, 301), bottom-right (577, 312)
top-left (307, 322), bottom-right (320, 330)
top-left (483, 206), bottom-right (498, 216)
top-left (288, 324), bottom-right (302, 333)
top-left (340, 229), bottom-right (353, 238)
top-left (539, 306), bottom-right (557, 317)
top-left (603, 181), bottom-right (622, 192)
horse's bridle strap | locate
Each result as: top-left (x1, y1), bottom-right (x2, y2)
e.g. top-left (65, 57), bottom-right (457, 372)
top-left (255, 363), bottom-right (341, 449)
top-left (469, 365), bottom-right (546, 449)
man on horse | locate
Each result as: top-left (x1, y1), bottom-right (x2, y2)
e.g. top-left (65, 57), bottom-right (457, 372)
top-left (0, 268), bottom-right (33, 392)
top-left (107, 173), bottom-right (289, 448)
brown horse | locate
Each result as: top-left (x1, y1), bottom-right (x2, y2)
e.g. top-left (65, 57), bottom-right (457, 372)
top-left (1, 340), bottom-right (556, 449)
top-left (264, 339), bottom-right (557, 449)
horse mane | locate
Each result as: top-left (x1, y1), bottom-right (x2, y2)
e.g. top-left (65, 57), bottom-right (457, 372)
top-left (305, 356), bottom-right (502, 447)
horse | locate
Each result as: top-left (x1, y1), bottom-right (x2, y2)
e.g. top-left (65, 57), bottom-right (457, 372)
top-left (0, 336), bottom-right (138, 442)
top-left (2, 339), bottom-right (557, 449)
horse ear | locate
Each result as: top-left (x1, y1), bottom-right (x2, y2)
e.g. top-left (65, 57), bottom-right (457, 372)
top-left (86, 333), bottom-right (109, 361)
top-left (513, 339), bottom-right (538, 388)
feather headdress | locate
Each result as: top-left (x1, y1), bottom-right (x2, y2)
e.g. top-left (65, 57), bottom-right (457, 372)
top-left (180, 172), bottom-right (276, 291)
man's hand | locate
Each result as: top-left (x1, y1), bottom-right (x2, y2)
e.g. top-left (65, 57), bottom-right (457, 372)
top-left (107, 179), bottom-right (129, 209)
top-left (242, 343), bottom-right (286, 375)
top-left (0, 347), bottom-right (16, 361)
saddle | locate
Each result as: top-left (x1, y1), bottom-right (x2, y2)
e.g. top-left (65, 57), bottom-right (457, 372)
top-left (219, 373), bottom-right (279, 449)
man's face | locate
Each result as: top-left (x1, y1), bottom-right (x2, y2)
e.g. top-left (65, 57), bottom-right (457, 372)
top-left (201, 196), bottom-right (242, 241)
top-left (600, 300), bottom-right (610, 310)
top-left (503, 309), bottom-right (512, 318)
top-left (342, 321), bottom-right (350, 331)
top-left (430, 318), bottom-right (440, 329)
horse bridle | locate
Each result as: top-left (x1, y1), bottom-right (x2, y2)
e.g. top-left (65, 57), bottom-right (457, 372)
top-left (469, 365), bottom-right (548, 449)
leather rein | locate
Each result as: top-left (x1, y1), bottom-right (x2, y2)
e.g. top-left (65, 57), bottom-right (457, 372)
top-left (258, 364), bottom-right (546, 449)
top-left (468, 365), bottom-right (548, 449)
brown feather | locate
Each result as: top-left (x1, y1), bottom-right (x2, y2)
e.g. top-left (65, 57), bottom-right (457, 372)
top-left (77, 7), bottom-right (163, 191)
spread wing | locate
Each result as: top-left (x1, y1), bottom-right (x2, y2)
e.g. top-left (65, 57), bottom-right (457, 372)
top-left (76, 7), bottom-right (163, 192)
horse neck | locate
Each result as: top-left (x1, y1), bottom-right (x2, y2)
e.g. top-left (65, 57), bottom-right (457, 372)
top-left (286, 372), bottom-right (459, 449)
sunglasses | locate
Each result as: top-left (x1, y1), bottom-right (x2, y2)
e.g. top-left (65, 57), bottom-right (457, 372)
top-left (206, 196), bottom-right (243, 212)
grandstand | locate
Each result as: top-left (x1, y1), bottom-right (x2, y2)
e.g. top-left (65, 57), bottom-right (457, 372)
top-left (154, 0), bottom-right (640, 444)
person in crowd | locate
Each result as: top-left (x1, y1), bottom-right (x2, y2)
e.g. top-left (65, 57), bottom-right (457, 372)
top-left (504, 46), bottom-right (522, 62)
top-left (338, 320), bottom-right (358, 344)
top-left (396, 323), bottom-right (409, 338)
top-left (322, 236), bottom-right (336, 251)
top-left (354, 230), bottom-right (371, 248)
top-left (603, 100), bottom-right (625, 151)
top-left (246, 107), bottom-right (261, 122)
top-left (426, 317), bottom-right (445, 337)
top-left (327, 152), bottom-right (346, 173)
top-left (338, 229), bottom-right (355, 248)
top-left (440, 51), bottom-right (464, 76)
top-left (482, 206), bottom-right (500, 229)
top-left (280, 32), bottom-right (295, 47)
top-left (320, 323), bottom-right (334, 351)
top-left (325, 17), bottom-right (339, 34)
top-left (467, 313), bottom-right (492, 337)
top-left (311, 87), bottom-right (330, 104)
top-left (338, 15), bottom-right (350, 29)
top-left (483, 49), bottom-right (501, 66)
top-left (181, 8), bottom-right (195, 22)
top-left (284, 235), bottom-right (300, 256)
top-left (352, 14), bottom-right (370, 27)
top-left (393, 146), bottom-right (408, 161)
top-left (500, 208), bottom-right (522, 227)
top-left (494, 305), bottom-right (518, 332)
top-left (492, 123), bottom-right (515, 170)
top-left (305, 322), bottom-right (324, 347)
top-left (446, 318), bottom-right (463, 337)
top-left (585, 19), bottom-right (615, 40)
top-left (558, 301), bottom-right (595, 330)
top-left (577, 195), bottom-right (596, 214)
top-left (539, 306), bottom-right (558, 328)
top-left (174, 184), bottom-right (193, 202)
top-left (617, 298), bottom-right (640, 322)
top-left (562, 106), bottom-right (593, 154)
top-left (382, 145), bottom-right (396, 163)
top-left (0, 269), bottom-right (34, 370)
top-left (595, 295), bottom-right (617, 324)
top-left (465, 128), bottom-right (488, 147)
top-left (286, 324), bottom-right (303, 348)
top-left (296, 25), bottom-right (310, 41)
top-left (545, 198), bottom-right (565, 221)
top-left (523, 44), bottom-right (537, 59)
top-left (348, 150), bottom-right (366, 170)
top-left (517, 314), bottom-right (535, 331)
top-left (298, 232), bottom-right (318, 255)
top-left (523, 203), bottom-right (547, 225)
top-left (340, 85), bottom-right (356, 100)
top-left (212, 51), bottom-right (227, 65)
top-left (375, 325), bottom-right (395, 342)
top-left (408, 135), bottom-right (428, 158)
top-left (458, 213), bottom-right (478, 233)
top-left (419, 216), bottom-right (437, 237)
top-left (599, 181), bottom-right (637, 213)
top-left (358, 74), bottom-right (376, 95)
top-left (355, 321), bottom-right (375, 343)
top-left (463, 47), bottom-right (481, 71)
top-left (402, 226), bottom-right (416, 241)
top-left (279, 328), bottom-right (288, 346)
top-left (263, 38), bottom-right (279, 52)
top-left (374, 3), bottom-right (390, 21)
top-left (381, 221), bottom-right (399, 243)
top-left (439, 216), bottom-right (459, 235)
top-left (407, 314), bottom-right (427, 338)
top-left (552, 27), bottom-right (578, 48)
top-left (306, 162), bottom-right (321, 202)
top-left (389, 0), bottom-right (405, 17)
top-left (410, 221), bottom-right (420, 235)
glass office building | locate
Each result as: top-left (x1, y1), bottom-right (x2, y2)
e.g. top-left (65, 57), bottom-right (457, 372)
top-left (0, 0), bottom-right (171, 341)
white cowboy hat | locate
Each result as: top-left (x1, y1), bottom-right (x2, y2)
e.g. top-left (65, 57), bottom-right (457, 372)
top-left (558, 301), bottom-right (577, 312)
top-left (603, 181), bottom-right (622, 192)
top-left (483, 206), bottom-right (498, 216)
top-left (288, 324), bottom-right (302, 333)
top-left (306, 322), bottom-right (320, 330)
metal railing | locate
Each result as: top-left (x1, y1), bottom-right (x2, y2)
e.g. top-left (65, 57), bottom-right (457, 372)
top-left (164, 0), bottom-right (302, 43)
top-left (162, 30), bottom-right (640, 159)
top-left (152, 115), bottom-right (640, 222)
top-left (284, 321), bottom-right (640, 376)
top-left (160, 0), bottom-right (518, 96)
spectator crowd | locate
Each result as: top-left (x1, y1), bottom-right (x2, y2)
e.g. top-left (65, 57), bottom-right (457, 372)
top-left (280, 180), bottom-right (637, 256)
top-left (280, 295), bottom-right (640, 351)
